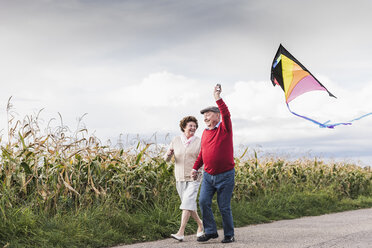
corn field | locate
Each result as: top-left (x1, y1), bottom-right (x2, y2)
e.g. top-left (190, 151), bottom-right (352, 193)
top-left (1, 101), bottom-right (372, 217)
top-left (1, 102), bottom-right (176, 213)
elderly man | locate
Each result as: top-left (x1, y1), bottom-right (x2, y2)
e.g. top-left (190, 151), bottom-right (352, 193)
top-left (191, 84), bottom-right (235, 243)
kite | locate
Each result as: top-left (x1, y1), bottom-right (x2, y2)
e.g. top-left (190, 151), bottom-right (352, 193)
top-left (270, 44), bottom-right (372, 128)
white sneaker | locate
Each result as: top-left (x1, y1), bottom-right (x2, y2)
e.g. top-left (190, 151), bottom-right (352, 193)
top-left (196, 231), bottom-right (204, 238)
top-left (171, 234), bottom-right (184, 241)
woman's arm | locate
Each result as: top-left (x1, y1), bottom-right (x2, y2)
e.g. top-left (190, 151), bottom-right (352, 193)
top-left (163, 140), bottom-right (174, 162)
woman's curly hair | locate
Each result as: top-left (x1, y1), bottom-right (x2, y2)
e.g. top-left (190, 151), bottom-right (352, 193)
top-left (179, 116), bottom-right (198, 132)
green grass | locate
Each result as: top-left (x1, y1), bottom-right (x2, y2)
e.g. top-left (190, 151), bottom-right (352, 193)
top-left (1, 188), bottom-right (372, 248)
top-left (232, 190), bottom-right (372, 226)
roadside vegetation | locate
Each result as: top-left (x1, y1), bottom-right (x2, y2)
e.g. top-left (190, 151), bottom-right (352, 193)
top-left (1, 100), bottom-right (372, 248)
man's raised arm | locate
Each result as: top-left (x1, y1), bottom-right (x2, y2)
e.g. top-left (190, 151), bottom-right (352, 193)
top-left (214, 84), bottom-right (232, 133)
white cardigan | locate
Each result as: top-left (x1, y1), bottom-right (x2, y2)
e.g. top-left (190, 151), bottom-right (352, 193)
top-left (164, 136), bottom-right (201, 182)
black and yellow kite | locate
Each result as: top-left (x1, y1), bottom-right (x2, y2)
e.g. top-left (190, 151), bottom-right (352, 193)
top-left (270, 44), bottom-right (371, 128)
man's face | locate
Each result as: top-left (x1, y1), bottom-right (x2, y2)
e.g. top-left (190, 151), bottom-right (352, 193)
top-left (203, 111), bottom-right (220, 128)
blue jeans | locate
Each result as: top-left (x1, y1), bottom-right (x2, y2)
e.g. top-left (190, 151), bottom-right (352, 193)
top-left (199, 169), bottom-right (235, 237)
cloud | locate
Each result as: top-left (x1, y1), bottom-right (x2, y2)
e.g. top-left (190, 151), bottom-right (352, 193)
top-left (1, 65), bottom-right (372, 164)
top-left (223, 77), bottom-right (372, 164)
top-left (1, 0), bottom-right (372, 165)
top-left (111, 71), bottom-right (203, 108)
top-left (104, 71), bottom-right (213, 135)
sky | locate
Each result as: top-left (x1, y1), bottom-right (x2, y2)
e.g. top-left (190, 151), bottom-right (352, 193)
top-left (1, 0), bottom-right (372, 164)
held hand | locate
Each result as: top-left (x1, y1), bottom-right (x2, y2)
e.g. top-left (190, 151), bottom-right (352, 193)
top-left (191, 169), bottom-right (198, 180)
top-left (214, 84), bottom-right (222, 101)
top-left (167, 148), bottom-right (174, 156)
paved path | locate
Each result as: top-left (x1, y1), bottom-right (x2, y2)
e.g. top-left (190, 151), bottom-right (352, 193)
top-left (114, 208), bottom-right (372, 248)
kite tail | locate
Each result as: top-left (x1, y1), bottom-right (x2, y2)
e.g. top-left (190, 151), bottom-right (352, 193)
top-left (349, 112), bottom-right (372, 122)
top-left (286, 103), bottom-right (352, 129)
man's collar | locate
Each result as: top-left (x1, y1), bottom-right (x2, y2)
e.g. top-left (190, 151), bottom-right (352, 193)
top-left (206, 121), bottom-right (222, 130)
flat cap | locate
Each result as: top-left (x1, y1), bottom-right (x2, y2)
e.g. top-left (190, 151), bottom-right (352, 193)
top-left (200, 106), bottom-right (220, 114)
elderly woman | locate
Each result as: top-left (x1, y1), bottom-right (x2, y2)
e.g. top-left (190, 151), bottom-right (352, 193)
top-left (164, 116), bottom-right (204, 241)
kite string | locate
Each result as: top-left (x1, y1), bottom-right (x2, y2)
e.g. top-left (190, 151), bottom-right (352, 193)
top-left (349, 112), bottom-right (372, 122)
top-left (286, 103), bottom-right (327, 127)
top-left (286, 103), bottom-right (352, 129)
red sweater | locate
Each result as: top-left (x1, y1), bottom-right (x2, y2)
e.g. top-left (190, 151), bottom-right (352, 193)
top-left (193, 98), bottom-right (235, 175)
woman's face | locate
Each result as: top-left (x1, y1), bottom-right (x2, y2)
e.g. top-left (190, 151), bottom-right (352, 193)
top-left (184, 121), bottom-right (197, 138)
